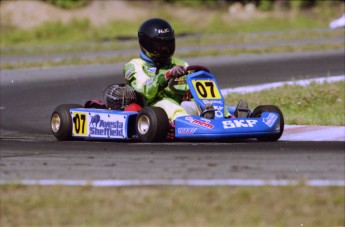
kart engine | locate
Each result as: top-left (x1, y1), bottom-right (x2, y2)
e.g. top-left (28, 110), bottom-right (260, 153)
top-left (103, 83), bottom-right (137, 110)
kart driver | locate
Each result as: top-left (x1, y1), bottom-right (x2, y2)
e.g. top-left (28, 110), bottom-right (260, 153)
top-left (123, 18), bottom-right (247, 121)
top-left (123, 18), bottom-right (207, 121)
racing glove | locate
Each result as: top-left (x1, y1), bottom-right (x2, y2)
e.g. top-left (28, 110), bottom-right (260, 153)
top-left (165, 65), bottom-right (187, 80)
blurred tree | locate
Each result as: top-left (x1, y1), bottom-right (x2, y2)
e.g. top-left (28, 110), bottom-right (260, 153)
top-left (40, 0), bottom-right (344, 11)
top-left (258, 0), bottom-right (273, 11)
top-left (155, 0), bottom-right (343, 10)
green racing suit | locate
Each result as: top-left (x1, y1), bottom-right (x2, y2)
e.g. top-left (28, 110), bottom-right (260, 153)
top-left (123, 57), bottom-right (190, 121)
top-left (123, 56), bottom-right (230, 120)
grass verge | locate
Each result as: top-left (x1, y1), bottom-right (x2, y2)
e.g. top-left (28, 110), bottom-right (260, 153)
top-left (1, 185), bottom-right (344, 226)
top-left (225, 81), bottom-right (345, 126)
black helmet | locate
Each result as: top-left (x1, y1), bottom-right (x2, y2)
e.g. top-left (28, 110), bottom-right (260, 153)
top-left (138, 18), bottom-right (175, 67)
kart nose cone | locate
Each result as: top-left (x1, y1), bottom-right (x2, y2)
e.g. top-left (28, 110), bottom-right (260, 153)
top-left (137, 115), bottom-right (150, 135)
top-left (51, 114), bottom-right (61, 133)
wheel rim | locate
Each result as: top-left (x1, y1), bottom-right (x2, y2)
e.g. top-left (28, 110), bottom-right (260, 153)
top-left (51, 114), bottom-right (61, 133)
top-left (137, 115), bottom-right (150, 135)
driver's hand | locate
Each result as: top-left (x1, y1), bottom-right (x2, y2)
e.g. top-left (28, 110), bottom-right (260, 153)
top-left (165, 65), bottom-right (187, 80)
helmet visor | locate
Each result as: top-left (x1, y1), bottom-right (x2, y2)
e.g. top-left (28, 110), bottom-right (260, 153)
top-left (142, 37), bottom-right (175, 60)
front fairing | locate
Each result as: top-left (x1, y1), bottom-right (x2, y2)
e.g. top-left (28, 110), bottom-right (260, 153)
top-left (175, 112), bottom-right (281, 140)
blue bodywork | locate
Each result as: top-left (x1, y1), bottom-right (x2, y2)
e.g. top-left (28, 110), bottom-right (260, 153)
top-left (174, 112), bottom-right (281, 140)
top-left (70, 108), bottom-right (137, 140)
top-left (69, 70), bottom-right (282, 141)
top-left (175, 70), bottom-right (281, 140)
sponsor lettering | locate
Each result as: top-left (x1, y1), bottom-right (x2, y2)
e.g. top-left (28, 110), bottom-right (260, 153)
top-left (214, 105), bottom-right (224, 118)
top-left (89, 115), bottom-right (124, 137)
top-left (185, 117), bottom-right (214, 129)
top-left (203, 100), bottom-right (224, 105)
top-left (263, 113), bottom-right (278, 127)
top-left (146, 67), bottom-right (156, 74)
top-left (178, 128), bottom-right (197, 134)
top-left (222, 119), bottom-right (257, 129)
top-left (90, 127), bottom-right (123, 137)
top-left (157, 28), bottom-right (170, 34)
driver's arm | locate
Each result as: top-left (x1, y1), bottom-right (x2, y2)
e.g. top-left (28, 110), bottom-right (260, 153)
top-left (123, 60), bottom-right (167, 102)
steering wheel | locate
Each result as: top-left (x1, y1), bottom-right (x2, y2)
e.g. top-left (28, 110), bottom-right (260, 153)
top-left (185, 65), bottom-right (210, 73)
top-left (168, 65), bottom-right (210, 95)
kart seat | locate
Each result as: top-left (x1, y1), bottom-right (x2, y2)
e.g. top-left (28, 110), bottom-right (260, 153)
top-left (84, 100), bottom-right (108, 109)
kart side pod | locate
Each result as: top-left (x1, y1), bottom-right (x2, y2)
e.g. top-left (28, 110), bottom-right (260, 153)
top-left (51, 104), bottom-right (137, 141)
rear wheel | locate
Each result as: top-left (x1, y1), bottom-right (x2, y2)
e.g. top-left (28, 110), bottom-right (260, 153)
top-left (251, 105), bottom-right (284, 142)
top-left (51, 104), bottom-right (82, 141)
top-left (136, 107), bottom-right (170, 142)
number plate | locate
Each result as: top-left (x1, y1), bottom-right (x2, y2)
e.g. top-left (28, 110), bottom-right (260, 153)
top-left (72, 112), bottom-right (88, 136)
top-left (71, 110), bottom-right (127, 139)
top-left (191, 80), bottom-right (221, 99)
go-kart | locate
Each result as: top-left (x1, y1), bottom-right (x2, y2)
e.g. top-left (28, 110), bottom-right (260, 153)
top-left (51, 65), bottom-right (284, 142)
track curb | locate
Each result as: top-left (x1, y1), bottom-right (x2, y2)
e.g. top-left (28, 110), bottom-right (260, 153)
top-left (281, 125), bottom-right (345, 141)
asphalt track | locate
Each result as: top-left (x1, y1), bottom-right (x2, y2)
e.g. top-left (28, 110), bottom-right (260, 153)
top-left (0, 50), bottom-right (344, 184)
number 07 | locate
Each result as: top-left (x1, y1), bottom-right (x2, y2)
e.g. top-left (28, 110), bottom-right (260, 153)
top-left (194, 81), bottom-right (220, 99)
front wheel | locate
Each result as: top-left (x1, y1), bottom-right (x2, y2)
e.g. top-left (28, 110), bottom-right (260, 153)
top-left (251, 105), bottom-right (284, 142)
top-left (136, 107), bottom-right (170, 142)
top-left (51, 104), bottom-right (82, 141)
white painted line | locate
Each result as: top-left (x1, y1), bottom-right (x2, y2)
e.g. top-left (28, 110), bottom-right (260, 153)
top-left (0, 179), bottom-right (344, 187)
top-left (281, 125), bottom-right (345, 141)
top-left (221, 75), bottom-right (345, 95)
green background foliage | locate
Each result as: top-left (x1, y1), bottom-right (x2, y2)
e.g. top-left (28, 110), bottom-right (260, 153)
top-left (43, 0), bottom-right (89, 9)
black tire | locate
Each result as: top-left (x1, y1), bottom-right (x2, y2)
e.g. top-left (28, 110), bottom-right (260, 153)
top-left (251, 105), bottom-right (284, 142)
top-left (51, 104), bottom-right (82, 141)
top-left (136, 107), bottom-right (170, 142)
